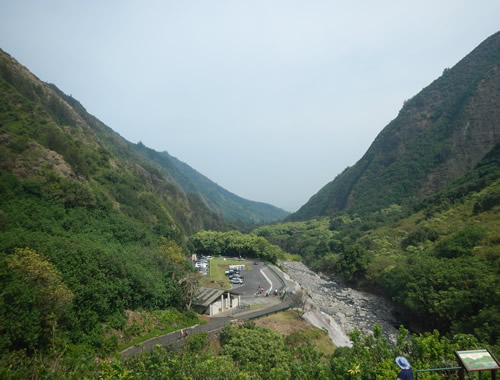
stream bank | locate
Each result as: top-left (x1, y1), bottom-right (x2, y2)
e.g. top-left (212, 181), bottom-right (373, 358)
top-left (281, 261), bottom-right (400, 346)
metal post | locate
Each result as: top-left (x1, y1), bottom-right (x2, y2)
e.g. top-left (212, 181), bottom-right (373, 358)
top-left (458, 368), bottom-right (464, 380)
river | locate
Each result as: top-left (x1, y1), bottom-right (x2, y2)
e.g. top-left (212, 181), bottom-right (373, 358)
top-left (279, 261), bottom-right (400, 347)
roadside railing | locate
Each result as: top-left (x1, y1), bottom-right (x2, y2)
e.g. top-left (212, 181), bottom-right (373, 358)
top-left (265, 263), bottom-right (287, 292)
top-left (247, 304), bottom-right (292, 321)
top-left (412, 366), bottom-right (497, 379)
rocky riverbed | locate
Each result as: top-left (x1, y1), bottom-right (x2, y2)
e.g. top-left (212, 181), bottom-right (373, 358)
top-left (281, 261), bottom-right (400, 345)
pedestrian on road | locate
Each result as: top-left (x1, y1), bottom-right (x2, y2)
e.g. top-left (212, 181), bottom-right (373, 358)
top-left (180, 329), bottom-right (184, 338)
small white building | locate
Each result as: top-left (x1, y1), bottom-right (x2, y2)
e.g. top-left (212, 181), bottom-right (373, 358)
top-left (193, 287), bottom-right (241, 316)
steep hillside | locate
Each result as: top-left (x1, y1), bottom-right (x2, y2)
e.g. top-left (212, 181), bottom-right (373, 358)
top-left (0, 48), bottom-right (226, 236)
top-left (0, 47), bottom-right (231, 350)
top-left (132, 143), bottom-right (289, 224)
top-left (290, 31), bottom-right (500, 220)
top-left (255, 142), bottom-right (500, 344)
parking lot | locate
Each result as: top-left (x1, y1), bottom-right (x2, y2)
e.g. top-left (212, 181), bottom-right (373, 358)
top-left (192, 256), bottom-right (286, 297)
top-left (230, 260), bottom-right (284, 296)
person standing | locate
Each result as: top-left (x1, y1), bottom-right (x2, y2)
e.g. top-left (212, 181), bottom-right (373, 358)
top-left (395, 357), bottom-right (414, 380)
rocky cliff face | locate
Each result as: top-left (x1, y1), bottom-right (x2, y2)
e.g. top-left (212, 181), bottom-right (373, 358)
top-left (290, 31), bottom-right (500, 220)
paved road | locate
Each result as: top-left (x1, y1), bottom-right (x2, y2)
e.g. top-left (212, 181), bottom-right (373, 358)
top-left (120, 299), bottom-right (292, 358)
top-left (233, 261), bottom-right (285, 296)
top-left (120, 261), bottom-right (291, 359)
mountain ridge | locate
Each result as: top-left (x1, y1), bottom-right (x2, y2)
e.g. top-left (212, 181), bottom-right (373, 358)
top-left (289, 31), bottom-right (500, 220)
top-left (132, 142), bottom-right (289, 224)
top-left (0, 47), bottom-right (286, 230)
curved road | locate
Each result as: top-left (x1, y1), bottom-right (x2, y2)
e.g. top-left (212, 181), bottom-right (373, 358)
top-left (120, 261), bottom-right (291, 358)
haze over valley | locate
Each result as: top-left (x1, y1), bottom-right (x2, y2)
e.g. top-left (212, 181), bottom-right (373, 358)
top-left (1, 2), bottom-right (499, 379)
top-left (2, 1), bottom-right (499, 211)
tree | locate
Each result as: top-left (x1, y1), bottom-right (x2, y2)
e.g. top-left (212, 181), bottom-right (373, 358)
top-left (290, 288), bottom-right (310, 316)
top-left (0, 247), bottom-right (73, 350)
top-left (221, 324), bottom-right (292, 377)
top-left (178, 272), bottom-right (202, 310)
top-left (435, 226), bottom-right (486, 258)
top-left (335, 244), bottom-right (371, 280)
top-left (158, 237), bottom-right (188, 276)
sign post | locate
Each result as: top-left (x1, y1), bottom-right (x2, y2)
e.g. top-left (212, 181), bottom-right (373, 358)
top-left (455, 349), bottom-right (499, 380)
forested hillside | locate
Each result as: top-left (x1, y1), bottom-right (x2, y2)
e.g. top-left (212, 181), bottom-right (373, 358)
top-left (0, 46), bottom-right (227, 354)
top-left (132, 142), bottom-right (288, 225)
top-left (290, 31), bottom-right (500, 220)
top-left (255, 142), bottom-right (500, 346)
top-left (1, 30), bottom-right (499, 379)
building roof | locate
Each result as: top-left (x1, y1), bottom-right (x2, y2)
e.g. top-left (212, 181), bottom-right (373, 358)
top-left (193, 287), bottom-right (242, 308)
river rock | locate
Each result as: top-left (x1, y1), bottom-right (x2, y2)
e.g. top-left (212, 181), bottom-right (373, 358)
top-left (282, 261), bottom-right (398, 344)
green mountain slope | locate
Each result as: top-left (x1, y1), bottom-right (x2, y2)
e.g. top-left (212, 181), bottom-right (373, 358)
top-left (132, 143), bottom-right (289, 224)
top-left (255, 142), bottom-right (500, 344)
top-left (0, 47), bottom-right (231, 348)
top-left (290, 31), bottom-right (500, 221)
top-left (0, 48), bottom-right (226, 236)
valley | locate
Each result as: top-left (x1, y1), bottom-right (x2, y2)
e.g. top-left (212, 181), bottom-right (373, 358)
top-left (0, 26), bottom-right (498, 380)
top-left (282, 261), bottom-right (399, 345)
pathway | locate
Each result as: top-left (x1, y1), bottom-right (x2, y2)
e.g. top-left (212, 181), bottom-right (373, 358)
top-left (120, 298), bottom-right (291, 358)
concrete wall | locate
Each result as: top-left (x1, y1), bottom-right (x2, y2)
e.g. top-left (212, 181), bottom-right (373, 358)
top-left (209, 293), bottom-right (240, 316)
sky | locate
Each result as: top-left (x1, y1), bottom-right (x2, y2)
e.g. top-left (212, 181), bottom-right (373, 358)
top-left (1, 1), bottom-right (499, 212)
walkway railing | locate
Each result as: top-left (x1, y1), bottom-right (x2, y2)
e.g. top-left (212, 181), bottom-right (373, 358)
top-left (247, 304), bottom-right (292, 321)
top-left (413, 366), bottom-right (497, 379)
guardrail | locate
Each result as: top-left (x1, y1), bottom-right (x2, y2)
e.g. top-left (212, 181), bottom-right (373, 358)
top-left (265, 263), bottom-right (287, 292)
top-left (247, 304), bottom-right (292, 321)
top-left (120, 319), bottom-right (230, 358)
top-left (413, 366), bottom-right (465, 379)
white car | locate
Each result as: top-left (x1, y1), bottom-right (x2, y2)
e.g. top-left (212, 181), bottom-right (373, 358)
top-left (230, 277), bottom-right (243, 284)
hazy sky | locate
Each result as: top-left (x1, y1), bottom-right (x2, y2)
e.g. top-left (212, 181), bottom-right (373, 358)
top-left (1, 1), bottom-right (499, 211)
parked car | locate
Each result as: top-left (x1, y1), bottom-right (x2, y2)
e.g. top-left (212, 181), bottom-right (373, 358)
top-left (230, 277), bottom-right (243, 284)
top-left (228, 274), bottom-right (242, 280)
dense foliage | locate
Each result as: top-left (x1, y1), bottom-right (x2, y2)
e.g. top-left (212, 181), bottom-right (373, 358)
top-left (2, 321), bottom-right (487, 379)
top-left (0, 46), bottom-right (231, 361)
top-left (133, 142), bottom-right (289, 225)
top-left (254, 145), bottom-right (500, 347)
top-left (190, 230), bottom-right (285, 263)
